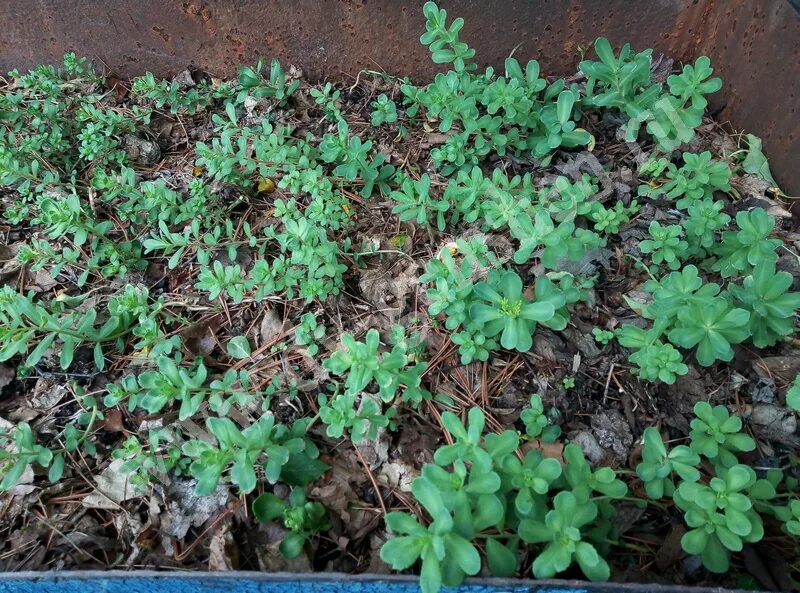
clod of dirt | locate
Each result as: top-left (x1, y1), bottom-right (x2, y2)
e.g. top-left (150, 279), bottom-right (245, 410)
top-left (0, 243), bottom-right (21, 287)
top-left (611, 501), bottom-right (646, 535)
top-left (590, 410), bottom-right (634, 460)
top-left (256, 523), bottom-right (312, 572)
top-left (180, 321), bottom-right (218, 357)
top-left (749, 376), bottom-right (776, 404)
top-left (650, 55), bottom-right (675, 84)
top-left (216, 244), bottom-right (253, 269)
top-left (673, 366), bottom-right (710, 410)
top-left (377, 461), bottom-right (416, 492)
top-left (0, 243), bottom-right (15, 262)
top-left (655, 523), bottom-right (686, 571)
top-left (123, 134), bottom-right (161, 167)
top-left (551, 246), bottom-right (613, 277)
top-left (396, 421), bottom-right (438, 467)
top-left (28, 269), bottom-right (58, 293)
top-left (532, 329), bottom-right (570, 366)
top-left (563, 326), bottom-right (602, 360)
top-left (309, 450), bottom-right (371, 537)
top-left (365, 533), bottom-right (392, 574)
top-left (258, 527), bottom-right (311, 574)
top-left (554, 151), bottom-right (606, 182)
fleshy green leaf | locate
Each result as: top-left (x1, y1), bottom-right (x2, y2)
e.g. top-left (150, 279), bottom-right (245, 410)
top-left (253, 492), bottom-right (287, 522)
top-left (226, 335), bottom-right (252, 359)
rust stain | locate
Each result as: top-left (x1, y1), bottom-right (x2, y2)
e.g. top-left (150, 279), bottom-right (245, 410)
top-left (181, 1), bottom-right (211, 21)
top-left (151, 25), bottom-right (174, 54)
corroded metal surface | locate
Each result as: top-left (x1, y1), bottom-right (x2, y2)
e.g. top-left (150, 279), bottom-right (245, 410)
top-left (0, 0), bottom-right (798, 193)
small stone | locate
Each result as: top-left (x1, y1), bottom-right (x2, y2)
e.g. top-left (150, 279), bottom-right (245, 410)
top-left (172, 69), bottom-right (196, 89)
top-left (750, 404), bottom-right (798, 445)
top-left (123, 134), bottom-right (161, 167)
top-left (572, 431), bottom-right (605, 464)
top-left (777, 253), bottom-right (800, 291)
top-left (682, 554), bottom-right (705, 578)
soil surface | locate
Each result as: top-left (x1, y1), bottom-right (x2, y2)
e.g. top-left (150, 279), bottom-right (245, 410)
top-left (0, 60), bottom-right (798, 591)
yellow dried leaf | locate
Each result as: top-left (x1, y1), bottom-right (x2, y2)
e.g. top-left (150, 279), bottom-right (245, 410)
top-left (257, 177), bottom-right (276, 193)
top-left (436, 242), bottom-right (459, 260)
top-left (579, 130), bottom-right (595, 152)
top-left (390, 234), bottom-right (408, 248)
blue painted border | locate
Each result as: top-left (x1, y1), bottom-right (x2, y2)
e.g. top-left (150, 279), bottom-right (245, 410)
top-left (0, 572), bottom-right (753, 593)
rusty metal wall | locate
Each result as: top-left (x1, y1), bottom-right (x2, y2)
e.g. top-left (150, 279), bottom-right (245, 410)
top-left (0, 0), bottom-right (798, 193)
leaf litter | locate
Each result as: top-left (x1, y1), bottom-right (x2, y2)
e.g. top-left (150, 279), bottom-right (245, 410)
top-left (0, 14), bottom-right (798, 590)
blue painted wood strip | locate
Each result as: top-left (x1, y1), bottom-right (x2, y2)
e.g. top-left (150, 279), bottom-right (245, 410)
top-left (0, 572), bottom-right (751, 593)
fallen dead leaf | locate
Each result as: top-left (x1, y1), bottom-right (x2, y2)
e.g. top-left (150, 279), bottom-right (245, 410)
top-left (0, 363), bottom-right (15, 392)
top-left (259, 309), bottom-right (286, 345)
top-left (31, 269), bottom-right (58, 292)
top-left (752, 354), bottom-right (800, 381)
top-left (29, 379), bottom-right (68, 410)
top-left (83, 459), bottom-right (138, 509)
top-left (365, 533), bottom-right (393, 574)
top-left (102, 408), bottom-right (125, 433)
top-left (160, 478), bottom-right (229, 539)
top-left (655, 522), bottom-right (686, 571)
top-left (358, 261), bottom-right (419, 326)
top-left (208, 521), bottom-right (239, 570)
top-left (180, 321), bottom-right (219, 357)
top-left (7, 465), bottom-right (36, 497)
top-left (522, 439), bottom-right (565, 463)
